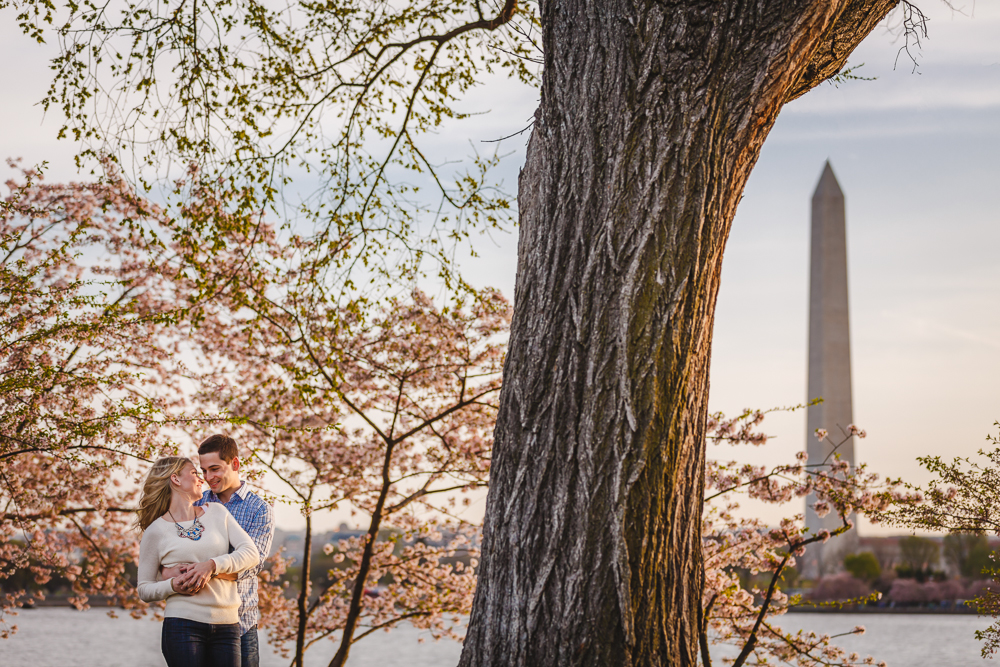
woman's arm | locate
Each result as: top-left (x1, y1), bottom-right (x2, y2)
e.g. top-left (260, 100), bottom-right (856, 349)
top-left (136, 528), bottom-right (178, 601)
top-left (211, 509), bottom-right (261, 575)
top-left (171, 507), bottom-right (259, 592)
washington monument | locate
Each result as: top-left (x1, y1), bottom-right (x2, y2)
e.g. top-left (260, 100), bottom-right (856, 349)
top-left (803, 161), bottom-right (857, 578)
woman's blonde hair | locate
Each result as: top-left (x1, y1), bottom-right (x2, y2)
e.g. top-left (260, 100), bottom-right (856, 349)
top-left (135, 456), bottom-right (194, 531)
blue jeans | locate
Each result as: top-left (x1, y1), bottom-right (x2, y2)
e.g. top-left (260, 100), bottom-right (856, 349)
top-left (241, 626), bottom-right (259, 667)
top-left (161, 617), bottom-right (241, 667)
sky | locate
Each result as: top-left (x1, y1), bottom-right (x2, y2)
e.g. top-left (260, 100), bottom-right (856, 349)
top-left (2, 2), bottom-right (999, 534)
top-left (703, 3), bottom-right (1000, 532)
top-left (460, 1), bottom-right (1000, 534)
top-left (443, 2), bottom-right (1000, 534)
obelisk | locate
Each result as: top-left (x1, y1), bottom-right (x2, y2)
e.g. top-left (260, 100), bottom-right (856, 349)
top-left (803, 162), bottom-right (857, 578)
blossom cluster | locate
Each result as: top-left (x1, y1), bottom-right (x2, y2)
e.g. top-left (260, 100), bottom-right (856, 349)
top-left (701, 408), bottom-right (908, 667)
top-left (1, 162), bottom-right (182, 633)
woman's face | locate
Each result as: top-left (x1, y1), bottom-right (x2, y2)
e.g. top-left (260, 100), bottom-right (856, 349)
top-left (171, 462), bottom-right (204, 502)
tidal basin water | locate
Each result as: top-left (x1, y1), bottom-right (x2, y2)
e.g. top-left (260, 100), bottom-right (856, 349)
top-left (0, 608), bottom-right (993, 666)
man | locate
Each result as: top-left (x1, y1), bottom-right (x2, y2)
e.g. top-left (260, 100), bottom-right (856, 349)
top-left (167, 434), bottom-right (275, 667)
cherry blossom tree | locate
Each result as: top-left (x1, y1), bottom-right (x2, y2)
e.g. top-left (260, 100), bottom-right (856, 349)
top-left (79, 165), bottom-right (508, 667)
top-left (965, 579), bottom-right (1000, 603)
top-left (1, 160), bottom-right (508, 667)
top-left (700, 409), bottom-right (909, 667)
top-left (886, 578), bottom-right (925, 606)
top-left (188, 287), bottom-right (508, 667)
top-left (809, 574), bottom-right (872, 603)
top-left (0, 161), bottom-right (178, 634)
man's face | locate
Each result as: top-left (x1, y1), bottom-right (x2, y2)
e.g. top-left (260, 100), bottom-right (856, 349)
top-left (199, 451), bottom-right (240, 495)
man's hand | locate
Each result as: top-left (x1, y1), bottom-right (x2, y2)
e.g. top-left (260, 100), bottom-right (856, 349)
top-left (173, 560), bottom-right (217, 594)
top-left (170, 576), bottom-right (194, 595)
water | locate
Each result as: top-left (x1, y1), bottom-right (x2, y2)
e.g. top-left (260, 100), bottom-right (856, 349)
top-left (0, 608), bottom-right (992, 666)
top-left (0, 607), bottom-right (462, 667)
top-left (711, 613), bottom-right (993, 666)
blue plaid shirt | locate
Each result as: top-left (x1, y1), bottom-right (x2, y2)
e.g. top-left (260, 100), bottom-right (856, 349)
top-left (196, 481), bottom-right (274, 635)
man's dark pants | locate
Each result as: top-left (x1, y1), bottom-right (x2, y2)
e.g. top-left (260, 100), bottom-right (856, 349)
top-left (241, 626), bottom-right (260, 667)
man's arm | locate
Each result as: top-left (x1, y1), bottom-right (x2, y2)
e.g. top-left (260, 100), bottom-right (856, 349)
top-left (169, 566), bottom-right (236, 586)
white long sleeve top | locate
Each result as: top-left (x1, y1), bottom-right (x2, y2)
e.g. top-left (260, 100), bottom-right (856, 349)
top-left (136, 502), bottom-right (260, 625)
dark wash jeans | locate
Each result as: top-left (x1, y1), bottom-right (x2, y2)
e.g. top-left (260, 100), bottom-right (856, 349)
top-left (241, 626), bottom-right (259, 667)
top-left (161, 617), bottom-right (241, 667)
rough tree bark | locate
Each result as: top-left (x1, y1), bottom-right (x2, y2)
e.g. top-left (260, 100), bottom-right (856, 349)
top-left (459, 1), bottom-right (897, 666)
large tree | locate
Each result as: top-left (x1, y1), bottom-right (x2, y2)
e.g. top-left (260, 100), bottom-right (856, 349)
top-left (459, 2), bottom-right (905, 666)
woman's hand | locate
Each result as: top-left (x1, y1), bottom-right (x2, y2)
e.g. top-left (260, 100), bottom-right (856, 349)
top-left (172, 559), bottom-right (217, 594)
top-left (160, 564), bottom-right (192, 581)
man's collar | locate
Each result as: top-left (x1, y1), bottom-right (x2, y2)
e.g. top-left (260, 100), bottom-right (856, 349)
top-left (211, 479), bottom-right (247, 504)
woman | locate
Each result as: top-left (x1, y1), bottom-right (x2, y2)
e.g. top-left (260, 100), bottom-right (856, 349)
top-left (136, 456), bottom-right (260, 667)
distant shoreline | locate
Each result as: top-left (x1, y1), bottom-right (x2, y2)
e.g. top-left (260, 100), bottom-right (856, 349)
top-left (789, 605), bottom-right (978, 615)
top-left (17, 597), bottom-right (980, 616)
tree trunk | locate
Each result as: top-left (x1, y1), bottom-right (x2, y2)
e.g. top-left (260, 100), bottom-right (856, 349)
top-left (459, 1), bottom-right (896, 666)
top-left (295, 513), bottom-right (312, 667)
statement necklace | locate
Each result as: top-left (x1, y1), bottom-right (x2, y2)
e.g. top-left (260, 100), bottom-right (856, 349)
top-left (167, 510), bottom-right (205, 541)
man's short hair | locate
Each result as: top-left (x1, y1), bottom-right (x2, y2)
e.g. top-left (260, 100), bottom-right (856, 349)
top-left (198, 434), bottom-right (239, 463)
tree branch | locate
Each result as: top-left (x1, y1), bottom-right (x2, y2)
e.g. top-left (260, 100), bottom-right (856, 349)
top-left (784, 0), bottom-right (900, 102)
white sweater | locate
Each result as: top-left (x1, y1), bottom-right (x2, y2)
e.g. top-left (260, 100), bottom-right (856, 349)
top-left (136, 502), bottom-right (260, 625)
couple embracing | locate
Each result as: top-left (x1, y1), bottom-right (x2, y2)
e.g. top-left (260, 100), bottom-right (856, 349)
top-left (135, 435), bottom-right (275, 667)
